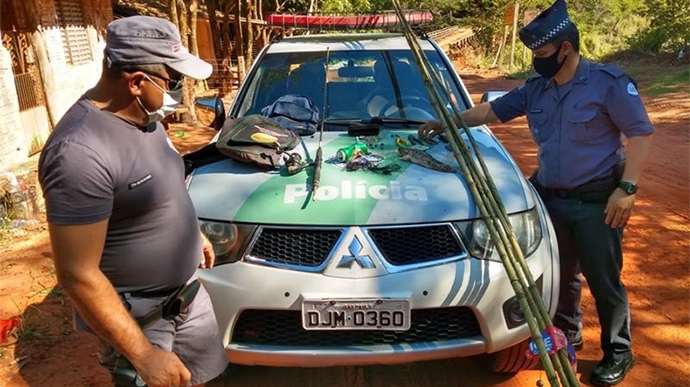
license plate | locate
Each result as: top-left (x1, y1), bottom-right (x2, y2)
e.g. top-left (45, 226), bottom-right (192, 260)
top-left (302, 299), bottom-right (411, 331)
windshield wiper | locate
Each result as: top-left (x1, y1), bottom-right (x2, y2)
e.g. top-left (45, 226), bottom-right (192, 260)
top-left (323, 116), bottom-right (428, 126)
top-left (321, 117), bottom-right (430, 136)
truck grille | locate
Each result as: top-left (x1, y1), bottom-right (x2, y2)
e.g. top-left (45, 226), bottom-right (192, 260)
top-left (368, 225), bottom-right (464, 265)
top-left (249, 227), bottom-right (343, 267)
top-left (247, 225), bottom-right (465, 269)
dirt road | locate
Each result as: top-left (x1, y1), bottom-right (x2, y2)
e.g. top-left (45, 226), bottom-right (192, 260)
top-left (1, 63), bottom-right (688, 387)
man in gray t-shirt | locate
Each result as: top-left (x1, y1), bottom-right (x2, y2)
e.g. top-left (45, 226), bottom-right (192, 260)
top-left (39, 16), bottom-right (227, 387)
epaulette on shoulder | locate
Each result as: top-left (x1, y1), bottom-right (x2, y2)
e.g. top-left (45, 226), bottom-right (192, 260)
top-left (525, 73), bottom-right (542, 83)
top-left (600, 64), bottom-right (625, 79)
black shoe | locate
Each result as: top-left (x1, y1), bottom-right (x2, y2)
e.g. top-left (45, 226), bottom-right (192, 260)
top-left (590, 352), bottom-right (635, 386)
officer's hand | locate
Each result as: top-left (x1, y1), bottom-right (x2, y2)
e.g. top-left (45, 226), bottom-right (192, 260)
top-left (604, 188), bottom-right (636, 228)
top-left (418, 120), bottom-right (444, 142)
top-left (134, 346), bottom-right (191, 387)
top-left (200, 231), bottom-right (215, 269)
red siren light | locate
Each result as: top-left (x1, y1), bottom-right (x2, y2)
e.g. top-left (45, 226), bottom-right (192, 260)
top-left (266, 10), bottom-right (434, 30)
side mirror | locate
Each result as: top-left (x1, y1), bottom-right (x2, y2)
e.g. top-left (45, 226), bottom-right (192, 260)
top-left (210, 97), bottom-right (226, 131)
top-left (480, 91), bottom-right (508, 103)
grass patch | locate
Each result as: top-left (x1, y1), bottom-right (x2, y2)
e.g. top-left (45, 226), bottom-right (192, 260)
top-left (46, 286), bottom-right (65, 301)
top-left (642, 66), bottom-right (689, 95)
top-left (505, 68), bottom-right (535, 80)
top-left (18, 322), bottom-right (43, 341)
top-left (602, 49), bottom-right (689, 95)
top-left (502, 50), bottom-right (688, 95)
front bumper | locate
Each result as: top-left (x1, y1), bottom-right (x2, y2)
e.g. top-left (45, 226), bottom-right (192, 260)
top-left (198, 228), bottom-right (558, 367)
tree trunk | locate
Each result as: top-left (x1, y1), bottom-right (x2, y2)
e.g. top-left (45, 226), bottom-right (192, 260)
top-left (245, 0), bottom-right (254, 67)
top-left (234, 0), bottom-right (245, 84)
top-left (178, 0), bottom-right (189, 48)
top-left (185, 0), bottom-right (199, 123)
top-left (205, 0), bottom-right (222, 60)
top-left (169, 0), bottom-right (180, 29)
top-left (218, 0), bottom-right (235, 97)
top-left (174, 0), bottom-right (194, 123)
top-left (188, 0), bottom-right (199, 56)
top-left (257, 0), bottom-right (267, 47)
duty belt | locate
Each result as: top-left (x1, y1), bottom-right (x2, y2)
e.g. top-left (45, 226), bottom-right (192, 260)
top-left (533, 176), bottom-right (619, 203)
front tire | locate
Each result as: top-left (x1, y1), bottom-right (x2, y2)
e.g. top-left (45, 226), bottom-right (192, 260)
top-left (489, 339), bottom-right (540, 373)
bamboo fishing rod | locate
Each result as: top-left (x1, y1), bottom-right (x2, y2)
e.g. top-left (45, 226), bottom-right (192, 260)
top-left (406, 25), bottom-right (579, 387)
top-left (425, 61), bottom-right (580, 387)
top-left (312, 47), bottom-right (330, 201)
top-left (406, 17), bottom-right (580, 387)
top-left (392, 18), bottom-right (570, 387)
top-left (400, 24), bottom-right (577, 387)
top-left (390, 2), bottom-right (579, 386)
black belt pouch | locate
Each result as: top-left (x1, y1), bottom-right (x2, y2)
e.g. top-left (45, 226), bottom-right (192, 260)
top-left (161, 279), bottom-right (201, 320)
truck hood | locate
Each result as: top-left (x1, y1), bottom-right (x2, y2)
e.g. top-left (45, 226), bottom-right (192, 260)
top-left (187, 128), bottom-right (534, 226)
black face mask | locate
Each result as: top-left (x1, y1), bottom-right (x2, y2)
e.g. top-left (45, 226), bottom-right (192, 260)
top-left (533, 44), bottom-right (567, 78)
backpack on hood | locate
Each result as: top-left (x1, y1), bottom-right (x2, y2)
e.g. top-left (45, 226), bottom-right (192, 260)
top-left (261, 94), bottom-right (320, 136)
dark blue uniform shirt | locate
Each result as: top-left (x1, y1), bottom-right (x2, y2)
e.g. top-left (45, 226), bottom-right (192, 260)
top-left (490, 58), bottom-right (654, 189)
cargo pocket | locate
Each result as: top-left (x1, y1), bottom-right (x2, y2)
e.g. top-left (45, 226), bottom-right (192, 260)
top-left (569, 109), bottom-right (599, 143)
top-left (526, 112), bottom-right (550, 144)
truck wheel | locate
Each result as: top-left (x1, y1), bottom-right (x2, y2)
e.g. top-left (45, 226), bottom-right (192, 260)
top-left (489, 339), bottom-right (540, 373)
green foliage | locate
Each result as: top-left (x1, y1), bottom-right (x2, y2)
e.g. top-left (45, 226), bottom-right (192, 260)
top-left (628, 27), bottom-right (671, 53)
top-left (629, 0), bottom-right (690, 52)
top-left (270, 0), bottom-right (686, 58)
top-left (321, 0), bottom-right (377, 12)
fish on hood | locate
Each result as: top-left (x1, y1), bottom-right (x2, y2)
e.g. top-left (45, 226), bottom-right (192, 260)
top-left (398, 147), bottom-right (455, 173)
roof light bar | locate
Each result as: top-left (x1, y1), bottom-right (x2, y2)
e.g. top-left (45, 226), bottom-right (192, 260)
top-left (266, 10), bottom-right (434, 30)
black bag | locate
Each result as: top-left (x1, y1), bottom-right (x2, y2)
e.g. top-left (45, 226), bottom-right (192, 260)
top-left (215, 115), bottom-right (300, 170)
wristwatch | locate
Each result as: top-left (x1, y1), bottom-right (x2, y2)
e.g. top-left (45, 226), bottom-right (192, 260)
top-left (618, 181), bottom-right (638, 195)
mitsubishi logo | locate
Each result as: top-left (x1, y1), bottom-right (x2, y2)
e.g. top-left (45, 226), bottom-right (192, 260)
top-left (337, 236), bottom-right (376, 269)
top-left (324, 229), bottom-right (386, 278)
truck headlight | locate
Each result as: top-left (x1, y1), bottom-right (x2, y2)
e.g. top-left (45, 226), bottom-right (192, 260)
top-left (455, 208), bottom-right (542, 262)
top-left (199, 220), bottom-right (257, 265)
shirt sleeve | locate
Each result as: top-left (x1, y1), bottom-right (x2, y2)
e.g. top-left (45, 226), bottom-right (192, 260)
top-left (489, 86), bottom-right (528, 123)
top-left (605, 75), bottom-right (655, 138)
top-left (39, 141), bottom-right (114, 225)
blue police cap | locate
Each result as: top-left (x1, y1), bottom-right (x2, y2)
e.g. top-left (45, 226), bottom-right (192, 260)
top-left (519, 0), bottom-right (573, 50)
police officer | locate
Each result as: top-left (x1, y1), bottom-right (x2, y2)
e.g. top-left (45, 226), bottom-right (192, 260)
top-left (418, 0), bottom-right (653, 385)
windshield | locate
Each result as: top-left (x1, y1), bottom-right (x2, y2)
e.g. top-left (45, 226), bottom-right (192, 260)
top-left (234, 49), bottom-right (470, 130)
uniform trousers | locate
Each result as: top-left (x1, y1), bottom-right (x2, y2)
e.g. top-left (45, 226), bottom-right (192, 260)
top-left (544, 195), bottom-right (633, 357)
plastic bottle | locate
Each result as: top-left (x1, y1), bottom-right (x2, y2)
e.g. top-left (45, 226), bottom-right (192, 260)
top-left (12, 219), bottom-right (39, 229)
top-left (27, 185), bottom-right (41, 218)
top-left (5, 172), bottom-right (30, 220)
top-left (0, 200), bottom-right (7, 220)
